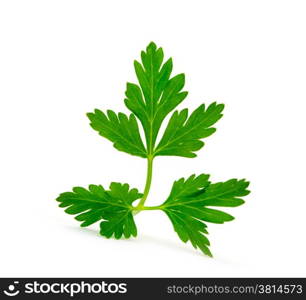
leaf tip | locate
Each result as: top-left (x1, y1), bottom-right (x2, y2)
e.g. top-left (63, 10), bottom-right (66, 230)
top-left (147, 41), bottom-right (157, 51)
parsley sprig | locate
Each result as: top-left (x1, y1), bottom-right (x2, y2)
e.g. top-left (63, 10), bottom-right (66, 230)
top-left (56, 42), bottom-right (250, 256)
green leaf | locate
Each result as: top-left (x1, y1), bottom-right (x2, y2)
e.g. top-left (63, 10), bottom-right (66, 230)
top-left (87, 109), bottom-right (146, 158)
top-left (154, 102), bottom-right (224, 157)
top-left (124, 42), bottom-right (188, 153)
top-left (161, 174), bottom-right (250, 256)
top-left (56, 183), bottom-right (142, 238)
top-left (57, 42), bottom-right (251, 257)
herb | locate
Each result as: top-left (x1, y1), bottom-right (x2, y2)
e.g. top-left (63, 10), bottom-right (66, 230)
top-left (56, 42), bottom-right (250, 256)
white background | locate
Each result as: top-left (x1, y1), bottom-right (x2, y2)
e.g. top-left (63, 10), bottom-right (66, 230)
top-left (1, 0), bottom-right (306, 277)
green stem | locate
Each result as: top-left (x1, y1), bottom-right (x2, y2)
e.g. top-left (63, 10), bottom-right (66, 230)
top-left (136, 156), bottom-right (153, 208)
top-left (141, 204), bottom-right (164, 210)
